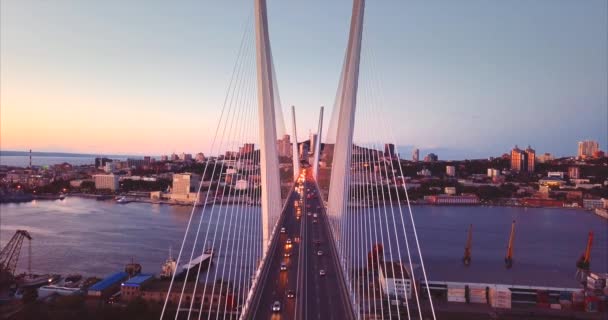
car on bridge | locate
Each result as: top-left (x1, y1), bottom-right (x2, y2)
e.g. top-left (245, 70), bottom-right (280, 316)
top-left (272, 301), bottom-right (281, 312)
top-left (280, 262), bottom-right (287, 271)
top-left (319, 269), bottom-right (326, 276)
top-left (286, 290), bottom-right (295, 298)
top-left (317, 250), bottom-right (324, 256)
top-left (280, 227), bottom-right (286, 234)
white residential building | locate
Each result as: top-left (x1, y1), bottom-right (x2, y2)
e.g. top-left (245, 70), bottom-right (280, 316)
top-left (93, 174), bottom-right (119, 191)
top-left (446, 165), bottom-right (456, 177)
top-left (378, 262), bottom-right (412, 300)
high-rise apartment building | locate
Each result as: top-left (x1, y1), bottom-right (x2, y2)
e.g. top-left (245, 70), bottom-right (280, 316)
top-left (511, 145), bottom-right (535, 173)
top-left (310, 134), bottom-right (318, 155)
top-left (511, 146), bottom-right (527, 172)
top-left (412, 148), bottom-right (419, 162)
top-left (277, 134), bottom-right (292, 158)
top-left (525, 146), bottom-right (535, 173)
top-left (578, 140), bottom-right (599, 159)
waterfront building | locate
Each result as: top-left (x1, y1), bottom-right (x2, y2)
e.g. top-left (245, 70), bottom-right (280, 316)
top-left (378, 261), bottom-right (412, 300)
top-left (578, 140), bottom-right (599, 159)
top-left (424, 194), bottom-right (479, 205)
top-left (170, 173), bottom-right (201, 202)
top-left (412, 148), bottom-right (419, 162)
top-left (160, 155), bottom-right (169, 161)
top-left (138, 281), bottom-right (232, 311)
top-left (93, 174), bottom-right (119, 191)
top-left (446, 165), bottom-right (456, 177)
top-left (88, 271), bottom-right (129, 298)
top-left (521, 198), bottom-right (564, 207)
top-left (120, 274), bottom-right (154, 302)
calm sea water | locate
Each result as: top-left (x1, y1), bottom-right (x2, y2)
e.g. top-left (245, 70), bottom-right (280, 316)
top-left (1, 156), bottom-right (96, 167)
top-left (1, 198), bottom-right (606, 288)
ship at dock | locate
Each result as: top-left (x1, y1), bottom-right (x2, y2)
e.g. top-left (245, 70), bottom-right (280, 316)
top-left (594, 208), bottom-right (608, 220)
top-left (160, 247), bottom-right (214, 281)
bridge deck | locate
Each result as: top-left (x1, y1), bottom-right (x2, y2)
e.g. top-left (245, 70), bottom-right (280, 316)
top-left (247, 168), bottom-right (353, 319)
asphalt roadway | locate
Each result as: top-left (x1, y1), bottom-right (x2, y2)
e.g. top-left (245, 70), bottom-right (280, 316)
top-left (248, 168), bottom-right (353, 320)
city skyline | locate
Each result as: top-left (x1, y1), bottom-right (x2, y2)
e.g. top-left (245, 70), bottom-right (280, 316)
top-left (1, 0), bottom-right (606, 159)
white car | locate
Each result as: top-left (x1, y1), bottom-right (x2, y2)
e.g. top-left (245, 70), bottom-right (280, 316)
top-left (317, 250), bottom-right (323, 256)
top-left (280, 227), bottom-right (286, 234)
top-left (319, 269), bottom-right (326, 276)
top-left (272, 301), bottom-right (281, 312)
top-left (280, 263), bottom-right (287, 271)
top-left (286, 238), bottom-right (292, 244)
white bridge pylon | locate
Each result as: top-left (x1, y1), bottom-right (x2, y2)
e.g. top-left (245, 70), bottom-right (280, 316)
top-left (327, 0), bottom-right (365, 246)
top-left (254, 0), bottom-right (283, 257)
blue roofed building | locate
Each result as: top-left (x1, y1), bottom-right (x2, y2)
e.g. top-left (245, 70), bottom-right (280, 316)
top-left (87, 271), bottom-right (129, 298)
top-left (120, 274), bottom-right (154, 301)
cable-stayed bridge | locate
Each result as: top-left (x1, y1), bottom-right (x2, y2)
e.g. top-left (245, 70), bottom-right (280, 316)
top-left (160, 1), bottom-right (435, 319)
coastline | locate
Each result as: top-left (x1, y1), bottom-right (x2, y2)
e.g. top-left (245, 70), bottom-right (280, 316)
top-left (2, 193), bottom-right (603, 214)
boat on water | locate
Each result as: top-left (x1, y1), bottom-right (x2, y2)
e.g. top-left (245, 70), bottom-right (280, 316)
top-left (594, 208), bottom-right (608, 220)
top-left (19, 274), bottom-right (60, 288)
top-left (38, 285), bottom-right (82, 297)
top-left (160, 247), bottom-right (177, 280)
top-left (158, 244), bottom-right (215, 281)
top-left (63, 274), bottom-right (83, 288)
top-left (116, 196), bottom-right (132, 204)
top-left (125, 260), bottom-right (142, 277)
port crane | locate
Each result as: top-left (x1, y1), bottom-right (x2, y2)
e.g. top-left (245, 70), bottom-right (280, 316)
top-left (0, 230), bottom-right (32, 284)
top-left (463, 224), bottom-right (473, 266)
top-left (505, 220), bottom-right (515, 269)
top-left (576, 231), bottom-right (593, 271)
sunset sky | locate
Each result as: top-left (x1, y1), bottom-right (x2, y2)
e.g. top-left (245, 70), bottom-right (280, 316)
top-left (1, 0), bottom-right (606, 159)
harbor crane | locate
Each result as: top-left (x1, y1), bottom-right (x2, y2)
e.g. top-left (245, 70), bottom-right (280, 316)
top-left (577, 231), bottom-right (593, 271)
top-left (505, 220), bottom-right (515, 269)
top-left (0, 230), bottom-right (32, 285)
top-left (463, 224), bottom-right (473, 266)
